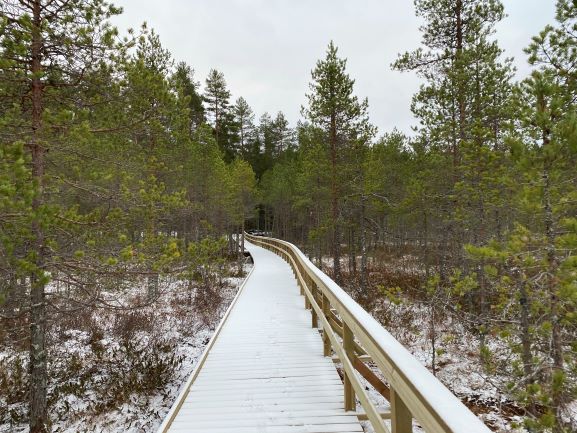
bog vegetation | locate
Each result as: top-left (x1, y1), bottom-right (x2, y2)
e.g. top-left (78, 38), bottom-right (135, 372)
top-left (0, 0), bottom-right (576, 432)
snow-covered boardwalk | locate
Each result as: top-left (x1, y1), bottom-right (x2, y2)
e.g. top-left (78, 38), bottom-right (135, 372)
top-left (159, 234), bottom-right (493, 433)
top-left (160, 240), bottom-right (363, 433)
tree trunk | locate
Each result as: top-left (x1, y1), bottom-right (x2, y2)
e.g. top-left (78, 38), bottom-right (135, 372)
top-left (360, 195), bottom-right (368, 292)
top-left (29, 2), bottom-right (48, 431)
top-left (238, 223), bottom-right (244, 275)
top-left (543, 153), bottom-right (564, 431)
top-left (429, 302), bottom-right (437, 376)
top-left (241, 220), bottom-right (245, 252)
top-left (423, 210), bottom-right (430, 279)
top-left (147, 273), bottom-right (159, 300)
top-left (455, 0), bottom-right (465, 150)
top-left (348, 227), bottom-right (355, 276)
top-left (330, 112), bottom-right (342, 284)
top-left (517, 269), bottom-right (536, 415)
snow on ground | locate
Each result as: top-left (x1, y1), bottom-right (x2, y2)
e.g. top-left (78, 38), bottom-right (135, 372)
top-left (0, 263), bottom-right (252, 433)
top-left (296, 249), bottom-right (491, 433)
top-left (298, 252), bottom-right (538, 432)
top-left (353, 298), bottom-right (529, 433)
top-left (3, 247), bottom-right (574, 433)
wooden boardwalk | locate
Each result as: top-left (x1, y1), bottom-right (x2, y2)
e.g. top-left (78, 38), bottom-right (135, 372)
top-left (163, 240), bottom-right (363, 433)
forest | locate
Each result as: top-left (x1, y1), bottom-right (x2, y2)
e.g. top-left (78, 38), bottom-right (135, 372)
top-left (0, 0), bottom-right (576, 432)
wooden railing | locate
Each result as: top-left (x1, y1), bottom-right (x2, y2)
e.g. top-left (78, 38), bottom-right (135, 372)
top-left (246, 233), bottom-right (492, 433)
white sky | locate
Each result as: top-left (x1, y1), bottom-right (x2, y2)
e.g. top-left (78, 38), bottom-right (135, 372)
top-left (111, 0), bottom-right (556, 136)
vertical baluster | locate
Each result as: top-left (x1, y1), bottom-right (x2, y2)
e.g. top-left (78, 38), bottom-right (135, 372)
top-left (322, 294), bottom-right (331, 357)
top-left (391, 389), bottom-right (412, 433)
top-left (311, 279), bottom-right (318, 328)
top-left (304, 271), bottom-right (311, 309)
top-left (343, 322), bottom-right (355, 411)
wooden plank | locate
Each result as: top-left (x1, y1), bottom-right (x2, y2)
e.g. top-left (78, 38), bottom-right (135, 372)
top-left (180, 396), bottom-right (345, 409)
top-left (170, 415), bottom-right (364, 428)
top-left (172, 410), bottom-right (361, 422)
top-left (183, 389), bottom-right (344, 402)
top-left (175, 403), bottom-right (348, 416)
top-left (322, 293), bottom-right (332, 357)
top-left (189, 378), bottom-right (343, 392)
top-left (192, 365), bottom-right (338, 378)
top-left (156, 261), bottom-right (256, 433)
top-left (353, 356), bottom-right (391, 400)
top-left (168, 424), bottom-right (363, 433)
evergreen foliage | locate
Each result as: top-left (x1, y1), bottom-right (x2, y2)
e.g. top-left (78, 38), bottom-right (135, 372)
top-left (1, 0), bottom-right (576, 431)
top-left (0, 1), bottom-right (256, 430)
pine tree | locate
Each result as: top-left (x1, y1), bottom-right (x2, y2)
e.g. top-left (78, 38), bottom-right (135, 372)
top-left (259, 112), bottom-right (275, 169)
top-left (271, 111), bottom-right (295, 157)
top-left (393, 0), bottom-right (515, 360)
top-left (303, 41), bottom-right (375, 283)
top-left (204, 69), bottom-right (235, 161)
top-left (0, 1), bottom-right (124, 430)
top-left (227, 159), bottom-right (257, 267)
top-left (233, 97), bottom-right (256, 158)
top-left (505, 3), bottom-right (577, 425)
top-left (171, 61), bottom-right (206, 132)
top-left (0, 2), bottom-right (196, 429)
top-left (392, 0), bottom-right (510, 255)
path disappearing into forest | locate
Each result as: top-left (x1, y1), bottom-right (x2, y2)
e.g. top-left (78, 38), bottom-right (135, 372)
top-left (157, 236), bottom-right (493, 433)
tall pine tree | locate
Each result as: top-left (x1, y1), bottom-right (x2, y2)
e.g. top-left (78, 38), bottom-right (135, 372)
top-left (204, 69), bottom-right (235, 162)
top-left (303, 41), bottom-right (375, 283)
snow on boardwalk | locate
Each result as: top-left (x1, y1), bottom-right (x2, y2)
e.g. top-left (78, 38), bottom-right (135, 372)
top-left (164, 240), bottom-right (362, 433)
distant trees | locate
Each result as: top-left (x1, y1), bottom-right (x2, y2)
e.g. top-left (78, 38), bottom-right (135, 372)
top-left (172, 61), bottom-right (206, 131)
top-left (204, 69), bottom-right (236, 162)
top-left (233, 97), bottom-right (256, 159)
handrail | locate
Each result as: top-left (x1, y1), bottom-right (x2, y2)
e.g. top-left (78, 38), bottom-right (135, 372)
top-left (246, 233), bottom-right (492, 433)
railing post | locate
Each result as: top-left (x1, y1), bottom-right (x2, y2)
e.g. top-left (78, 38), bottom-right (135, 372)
top-left (391, 389), bottom-right (412, 433)
top-left (311, 281), bottom-right (318, 328)
top-left (322, 294), bottom-right (331, 357)
top-left (343, 322), bottom-right (356, 411)
top-left (304, 274), bottom-right (311, 309)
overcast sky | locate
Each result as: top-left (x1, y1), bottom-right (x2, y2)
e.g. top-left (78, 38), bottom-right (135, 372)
top-left (111, 0), bottom-right (556, 136)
